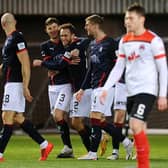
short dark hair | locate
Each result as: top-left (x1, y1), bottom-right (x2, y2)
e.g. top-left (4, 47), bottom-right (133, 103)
top-left (127, 3), bottom-right (145, 16)
top-left (59, 23), bottom-right (76, 34)
top-left (45, 17), bottom-right (60, 27)
top-left (85, 14), bottom-right (104, 25)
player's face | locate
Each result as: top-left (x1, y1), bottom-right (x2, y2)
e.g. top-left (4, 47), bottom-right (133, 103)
top-left (124, 11), bottom-right (144, 33)
top-left (60, 28), bottom-right (74, 46)
top-left (45, 23), bottom-right (59, 39)
top-left (85, 20), bottom-right (95, 37)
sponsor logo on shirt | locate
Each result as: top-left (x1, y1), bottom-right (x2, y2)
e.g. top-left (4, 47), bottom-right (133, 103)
top-left (128, 51), bottom-right (140, 61)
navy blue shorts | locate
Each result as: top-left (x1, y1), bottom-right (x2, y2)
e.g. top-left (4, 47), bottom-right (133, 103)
top-left (127, 93), bottom-right (156, 121)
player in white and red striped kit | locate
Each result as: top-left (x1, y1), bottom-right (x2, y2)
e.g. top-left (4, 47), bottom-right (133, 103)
top-left (100, 3), bottom-right (167, 168)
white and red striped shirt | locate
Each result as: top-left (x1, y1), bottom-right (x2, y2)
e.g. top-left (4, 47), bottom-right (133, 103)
top-left (104, 30), bottom-right (167, 97)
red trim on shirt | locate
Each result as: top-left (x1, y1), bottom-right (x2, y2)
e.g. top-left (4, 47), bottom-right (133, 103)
top-left (122, 30), bottom-right (155, 43)
top-left (63, 56), bottom-right (71, 64)
top-left (119, 54), bottom-right (126, 58)
top-left (154, 54), bottom-right (166, 59)
top-left (6, 67), bottom-right (11, 82)
top-left (98, 72), bottom-right (106, 87)
top-left (43, 56), bottom-right (52, 61)
top-left (16, 48), bottom-right (27, 54)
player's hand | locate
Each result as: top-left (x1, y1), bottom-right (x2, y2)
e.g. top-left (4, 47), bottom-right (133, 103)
top-left (48, 70), bottom-right (59, 77)
top-left (74, 89), bottom-right (84, 102)
top-left (100, 89), bottom-right (108, 105)
top-left (71, 49), bottom-right (79, 57)
top-left (157, 97), bottom-right (167, 111)
top-left (33, 59), bottom-right (42, 67)
top-left (23, 87), bottom-right (33, 102)
top-left (70, 57), bottom-right (80, 65)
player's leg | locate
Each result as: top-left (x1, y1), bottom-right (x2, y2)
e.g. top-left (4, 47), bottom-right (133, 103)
top-left (128, 94), bottom-right (156, 168)
top-left (15, 113), bottom-right (53, 161)
top-left (0, 83), bottom-right (21, 161)
top-left (71, 89), bottom-right (91, 153)
top-left (101, 84), bottom-right (133, 160)
top-left (111, 82), bottom-right (133, 160)
top-left (0, 111), bottom-right (15, 161)
top-left (51, 84), bottom-right (73, 158)
top-left (78, 88), bottom-right (106, 160)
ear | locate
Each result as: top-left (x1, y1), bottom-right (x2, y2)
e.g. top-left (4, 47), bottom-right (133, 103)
top-left (1, 22), bottom-right (6, 29)
top-left (141, 16), bottom-right (145, 24)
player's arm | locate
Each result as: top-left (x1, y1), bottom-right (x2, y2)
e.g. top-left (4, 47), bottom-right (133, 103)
top-left (17, 50), bottom-right (33, 102)
top-left (155, 57), bottom-right (167, 111)
top-left (100, 38), bottom-right (126, 104)
top-left (74, 50), bottom-right (92, 102)
top-left (33, 43), bottom-right (62, 69)
top-left (100, 57), bottom-right (125, 104)
top-left (152, 37), bottom-right (168, 111)
top-left (0, 64), bottom-right (2, 76)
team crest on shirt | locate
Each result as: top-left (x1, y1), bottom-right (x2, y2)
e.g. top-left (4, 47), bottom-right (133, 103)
top-left (139, 44), bottom-right (145, 51)
top-left (91, 54), bottom-right (100, 63)
top-left (17, 42), bottom-right (25, 50)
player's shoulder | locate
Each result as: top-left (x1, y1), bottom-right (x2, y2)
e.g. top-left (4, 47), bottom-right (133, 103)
top-left (105, 36), bottom-right (116, 43)
top-left (40, 40), bottom-right (51, 47)
top-left (122, 30), bottom-right (157, 43)
top-left (12, 31), bottom-right (25, 41)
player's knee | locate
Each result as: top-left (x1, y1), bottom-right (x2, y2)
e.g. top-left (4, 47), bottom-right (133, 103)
top-left (2, 111), bottom-right (15, 124)
top-left (14, 114), bottom-right (25, 124)
top-left (53, 109), bottom-right (64, 122)
top-left (129, 118), bottom-right (143, 134)
top-left (114, 110), bottom-right (126, 124)
top-left (71, 118), bottom-right (84, 131)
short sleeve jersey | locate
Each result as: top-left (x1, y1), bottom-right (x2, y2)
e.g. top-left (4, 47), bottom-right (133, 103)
top-left (89, 36), bottom-right (117, 88)
top-left (40, 40), bottom-right (70, 85)
top-left (2, 31), bottom-right (28, 82)
top-left (119, 30), bottom-right (166, 96)
top-left (65, 37), bottom-right (91, 91)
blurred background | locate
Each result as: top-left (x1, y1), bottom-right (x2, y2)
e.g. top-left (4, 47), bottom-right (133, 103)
top-left (0, 0), bottom-right (168, 131)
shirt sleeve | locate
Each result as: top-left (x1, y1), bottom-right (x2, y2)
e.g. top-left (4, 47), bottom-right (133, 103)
top-left (151, 36), bottom-right (168, 97)
top-left (103, 56), bottom-right (126, 90)
top-left (151, 36), bottom-right (166, 59)
top-left (118, 38), bottom-right (126, 59)
top-left (15, 33), bottom-right (27, 54)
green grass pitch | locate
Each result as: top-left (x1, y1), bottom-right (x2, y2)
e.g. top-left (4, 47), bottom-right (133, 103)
top-left (0, 134), bottom-right (168, 168)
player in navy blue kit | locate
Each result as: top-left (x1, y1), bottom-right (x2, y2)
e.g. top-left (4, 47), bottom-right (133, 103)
top-left (51, 23), bottom-right (92, 153)
top-left (33, 18), bottom-right (73, 158)
top-left (75, 15), bottom-right (133, 160)
top-left (0, 12), bottom-right (53, 162)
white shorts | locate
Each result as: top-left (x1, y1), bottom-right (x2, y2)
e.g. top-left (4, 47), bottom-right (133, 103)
top-left (113, 82), bottom-right (127, 111)
top-left (70, 89), bottom-right (91, 118)
top-left (91, 87), bottom-right (114, 116)
top-left (2, 82), bottom-right (25, 113)
top-left (48, 84), bottom-right (72, 114)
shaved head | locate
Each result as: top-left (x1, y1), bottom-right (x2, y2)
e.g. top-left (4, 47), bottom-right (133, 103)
top-left (1, 12), bottom-right (16, 34)
top-left (1, 12), bottom-right (16, 28)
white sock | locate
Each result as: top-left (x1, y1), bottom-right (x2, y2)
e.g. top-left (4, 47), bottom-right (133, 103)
top-left (40, 140), bottom-right (48, 149)
top-left (122, 137), bottom-right (130, 148)
top-left (89, 151), bottom-right (97, 156)
top-left (112, 149), bottom-right (119, 154)
top-left (0, 153), bottom-right (3, 158)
